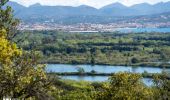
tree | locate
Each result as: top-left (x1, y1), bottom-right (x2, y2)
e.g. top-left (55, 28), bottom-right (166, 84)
top-left (153, 73), bottom-right (170, 100)
top-left (0, 1), bottom-right (55, 99)
top-left (131, 57), bottom-right (139, 64)
top-left (0, 29), bottom-right (21, 64)
top-left (0, 0), bottom-right (19, 40)
top-left (97, 72), bottom-right (153, 100)
top-left (77, 67), bottom-right (85, 74)
top-left (0, 29), bottom-right (55, 99)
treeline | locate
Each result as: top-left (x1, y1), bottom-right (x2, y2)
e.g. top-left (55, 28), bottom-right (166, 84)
top-left (15, 30), bottom-right (170, 67)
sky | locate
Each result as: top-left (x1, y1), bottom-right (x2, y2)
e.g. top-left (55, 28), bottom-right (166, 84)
top-left (10, 0), bottom-right (170, 8)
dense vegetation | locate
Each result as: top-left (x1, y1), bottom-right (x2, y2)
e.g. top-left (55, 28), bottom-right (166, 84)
top-left (0, 0), bottom-right (170, 99)
top-left (51, 72), bottom-right (170, 100)
top-left (0, 0), bottom-right (56, 99)
top-left (15, 30), bottom-right (170, 67)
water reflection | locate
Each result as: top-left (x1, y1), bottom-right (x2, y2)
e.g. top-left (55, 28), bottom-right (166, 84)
top-left (46, 64), bottom-right (168, 86)
top-left (47, 64), bottom-right (167, 74)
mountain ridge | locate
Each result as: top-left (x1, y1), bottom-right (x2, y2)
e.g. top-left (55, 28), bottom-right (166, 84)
top-left (6, 1), bottom-right (170, 24)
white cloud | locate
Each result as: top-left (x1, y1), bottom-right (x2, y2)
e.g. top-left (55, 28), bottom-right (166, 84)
top-left (10, 0), bottom-right (170, 8)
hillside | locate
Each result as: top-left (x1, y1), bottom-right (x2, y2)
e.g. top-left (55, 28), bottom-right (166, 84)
top-left (7, 1), bottom-right (170, 24)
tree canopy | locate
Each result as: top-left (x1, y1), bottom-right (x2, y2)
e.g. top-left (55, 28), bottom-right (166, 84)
top-left (97, 72), bottom-right (153, 100)
top-left (0, 0), bottom-right (54, 99)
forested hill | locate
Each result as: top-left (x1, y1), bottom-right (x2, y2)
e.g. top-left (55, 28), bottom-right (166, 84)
top-left (6, 1), bottom-right (170, 24)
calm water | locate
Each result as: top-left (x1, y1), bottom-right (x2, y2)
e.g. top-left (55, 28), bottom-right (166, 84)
top-left (117, 28), bottom-right (170, 33)
top-left (46, 64), bottom-right (169, 86)
top-left (46, 64), bottom-right (168, 73)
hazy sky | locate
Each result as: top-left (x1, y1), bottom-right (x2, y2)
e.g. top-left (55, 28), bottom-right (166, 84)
top-left (10, 0), bottom-right (170, 8)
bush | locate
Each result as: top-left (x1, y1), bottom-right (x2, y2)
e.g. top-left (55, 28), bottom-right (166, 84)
top-left (131, 57), bottom-right (140, 64)
top-left (77, 67), bottom-right (85, 74)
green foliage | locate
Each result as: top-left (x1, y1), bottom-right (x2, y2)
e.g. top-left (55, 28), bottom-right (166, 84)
top-left (49, 72), bottom-right (170, 100)
top-left (14, 30), bottom-right (170, 67)
top-left (48, 72), bottom-right (170, 100)
top-left (152, 73), bottom-right (170, 99)
top-left (0, 0), bottom-right (19, 40)
top-left (1, 0), bottom-right (170, 99)
top-left (0, 29), bottom-right (21, 64)
top-left (96, 72), bottom-right (153, 100)
top-left (59, 90), bottom-right (96, 100)
top-left (0, 29), bottom-right (54, 99)
top-left (0, 1), bottom-right (54, 99)
top-left (0, 51), bottom-right (54, 99)
top-left (77, 67), bottom-right (85, 74)
top-left (131, 57), bottom-right (140, 64)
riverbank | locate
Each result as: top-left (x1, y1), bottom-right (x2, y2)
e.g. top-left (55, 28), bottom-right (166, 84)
top-left (48, 72), bottom-right (170, 80)
top-left (42, 61), bottom-right (170, 68)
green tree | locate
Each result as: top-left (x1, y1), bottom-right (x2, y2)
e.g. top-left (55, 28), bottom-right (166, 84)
top-left (0, 29), bottom-right (21, 64)
top-left (131, 57), bottom-right (139, 64)
top-left (153, 73), bottom-right (170, 100)
top-left (97, 72), bottom-right (153, 100)
top-left (0, 0), bottom-right (19, 40)
top-left (77, 67), bottom-right (85, 74)
top-left (0, 0), bottom-right (55, 99)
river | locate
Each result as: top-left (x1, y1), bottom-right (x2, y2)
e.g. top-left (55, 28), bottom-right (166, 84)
top-left (46, 64), bottom-right (170, 86)
top-left (46, 64), bottom-right (169, 73)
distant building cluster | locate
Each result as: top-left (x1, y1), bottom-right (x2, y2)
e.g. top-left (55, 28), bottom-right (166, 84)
top-left (18, 22), bottom-right (170, 32)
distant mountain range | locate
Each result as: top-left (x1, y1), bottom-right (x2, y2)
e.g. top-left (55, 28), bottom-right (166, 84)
top-left (6, 1), bottom-right (170, 24)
